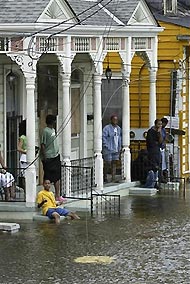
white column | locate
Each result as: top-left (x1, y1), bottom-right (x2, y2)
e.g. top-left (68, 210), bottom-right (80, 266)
top-left (94, 73), bottom-right (103, 189)
top-left (60, 72), bottom-right (71, 196)
top-left (61, 73), bottom-right (71, 160)
top-left (149, 68), bottom-right (157, 127)
top-left (149, 36), bottom-right (158, 127)
top-left (57, 36), bottom-right (72, 196)
top-left (121, 71), bottom-right (131, 182)
top-left (25, 75), bottom-right (36, 207)
top-left (120, 37), bottom-right (132, 183)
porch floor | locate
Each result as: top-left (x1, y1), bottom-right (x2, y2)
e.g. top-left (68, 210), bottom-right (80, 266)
top-left (0, 181), bottom-right (158, 220)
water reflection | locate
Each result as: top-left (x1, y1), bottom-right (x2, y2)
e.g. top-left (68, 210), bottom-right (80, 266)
top-left (1, 188), bottom-right (190, 283)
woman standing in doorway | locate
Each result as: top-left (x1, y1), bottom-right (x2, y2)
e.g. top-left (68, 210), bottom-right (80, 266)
top-left (17, 119), bottom-right (27, 189)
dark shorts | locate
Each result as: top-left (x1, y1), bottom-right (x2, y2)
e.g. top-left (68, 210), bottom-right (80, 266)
top-left (103, 152), bottom-right (120, 162)
top-left (46, 207), bottom-right (69, 219)
top-left (42, 155), bottom-right (61, 183)
top-left (148, 151), bottom-right (161, 170)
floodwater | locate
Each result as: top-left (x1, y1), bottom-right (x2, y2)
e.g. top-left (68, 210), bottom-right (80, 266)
top-left (1, 188), bottom-right (190, 284)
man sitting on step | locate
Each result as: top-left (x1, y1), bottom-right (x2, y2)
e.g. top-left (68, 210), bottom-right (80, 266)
top-left (36, 179), bottom-right (80, 224)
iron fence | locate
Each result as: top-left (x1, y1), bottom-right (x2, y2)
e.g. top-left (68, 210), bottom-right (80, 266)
top-left (61, 163), bottom-right (121, 216)
top-left (91, 194), bottom-right (120, 217)
top-left (130, 144), bottom-right (186, 193)
top-left (61, 164), bottom-right (93, 199)
top-left (71, 157), bottom-right (95, 186)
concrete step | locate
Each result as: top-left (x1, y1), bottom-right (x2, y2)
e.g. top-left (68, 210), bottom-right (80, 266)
top-left (129, 187), bottom-right (157, 196)
top-left (0, 222), bottom-right (20, 232)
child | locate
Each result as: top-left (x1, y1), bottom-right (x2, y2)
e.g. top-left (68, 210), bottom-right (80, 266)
top-left (0, 169), bottom-right (15, 201)
top-left (37, 179), bottom-right (80, 224)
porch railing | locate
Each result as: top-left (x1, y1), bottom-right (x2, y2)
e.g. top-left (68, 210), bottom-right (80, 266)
top-left (60, 164), bottom-right (93, 199)
top-left (61, 163), bottom-right (120, 216)
top-left (130, 142), bottom-right (186, 193)
top-left (91, 193), bottom-right (120, 217)
top-left (71, 157), bottom-right (95, 186)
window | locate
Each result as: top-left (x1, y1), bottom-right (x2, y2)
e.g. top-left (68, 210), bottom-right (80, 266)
top-left (164, 0), bottom-right (177, 15)
top-left (101, 79), bottom-right (122, 127)
top-left (0, 37), bottom-right (9, 51)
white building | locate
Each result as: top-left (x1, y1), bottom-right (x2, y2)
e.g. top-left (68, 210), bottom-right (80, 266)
top-left (0, 0), bottom-right (162, 206)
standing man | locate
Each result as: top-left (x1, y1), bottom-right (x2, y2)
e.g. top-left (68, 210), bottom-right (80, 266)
top-left (41, 114), bottom-right (61, 199)
top-left (102, 115), bottom-right (122, 182)
top-left (146, 119), bottom-right (163, 171)
top-left (145, 119), bottom-right (163, 187)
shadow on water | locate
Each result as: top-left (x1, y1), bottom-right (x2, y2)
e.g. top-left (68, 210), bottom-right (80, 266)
top-left (1, 187), bottom-right (190, 283)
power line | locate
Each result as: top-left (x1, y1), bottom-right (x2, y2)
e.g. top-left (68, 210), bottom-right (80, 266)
top-left (6, 0), bottom-right (120, 185)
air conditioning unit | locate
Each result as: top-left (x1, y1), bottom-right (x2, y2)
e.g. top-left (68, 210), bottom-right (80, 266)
top-left (130, 128), bottom-right (148, 140)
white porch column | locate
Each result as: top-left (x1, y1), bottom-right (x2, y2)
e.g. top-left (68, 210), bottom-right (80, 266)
top-left (60, 72), bottom-right (71, 195)
top-left (121, 70), bottom-right (131, 182)
top-left (120, 37), bottom-right (132, 182)
top-left (24, 75), bottom-right (37, 207)
top-left (93, 73), bottom-right (103, 189)
top-left (149, 68), bottom-right (157, 127)
top-left (61, 73), bottom-right (71, 161)
top-left (149, 36), bottom-right (158, 127)
top-left (7, 51), bottom-right (38, 207)
top-left (59, 72), bottom-right (72, 196)
top-left (57, 37), bottom-right (72, 196)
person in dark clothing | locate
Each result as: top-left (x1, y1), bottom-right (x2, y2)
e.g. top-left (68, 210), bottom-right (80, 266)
top-left (160, 117), bottom-right (169, 182)
top-left (146, 119), bottom-right (163, 171)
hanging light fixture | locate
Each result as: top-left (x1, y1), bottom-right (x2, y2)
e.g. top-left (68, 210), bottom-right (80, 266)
top-left (105, 65), bottom-right (112, 82)
top-left (7, 68), bottom-right (16, 89)
top-left (105, 53), bottom-right (112, 82)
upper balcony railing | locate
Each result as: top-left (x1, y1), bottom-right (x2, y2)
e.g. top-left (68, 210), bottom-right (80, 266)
top-left (0, 36), bottom-right (153, 54)
top-left (0, 37), bottom-right (23, 53)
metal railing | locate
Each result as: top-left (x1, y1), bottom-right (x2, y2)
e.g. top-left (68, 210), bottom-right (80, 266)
top-left (130, 145), bottom-right (186, 193)
top-left (71, 157), bottom-right (95, 186)
top-left (61, 164), bottom-right (93, 199)
top-left (61, 163), bottom-right (120, 216)
top-left (91, 194), bottom-right (120, 217)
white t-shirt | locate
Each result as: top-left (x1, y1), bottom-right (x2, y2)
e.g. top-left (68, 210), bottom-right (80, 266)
top-left (0, 172), bottom-right (15, 187)
top-left (113, 127), bottom-right (119, 152)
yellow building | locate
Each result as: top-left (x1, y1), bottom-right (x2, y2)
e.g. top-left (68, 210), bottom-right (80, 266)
top-left (104, 0), bottom-right (190, 178)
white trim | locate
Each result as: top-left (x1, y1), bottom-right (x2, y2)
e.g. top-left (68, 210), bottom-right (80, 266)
top-left (3, 67), bottom-right (7, 164)
top-left (0, 24), bottom-right (163, 35)
top-left (98, 3), bottom-right (125, 26)
top-left (37, 0), bottom-right (77, 23)
top-left (128, 0), bottom-right (158, 26)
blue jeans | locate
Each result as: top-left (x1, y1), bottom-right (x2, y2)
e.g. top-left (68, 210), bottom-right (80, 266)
top-left (46, 207), bottom-right (69, 219)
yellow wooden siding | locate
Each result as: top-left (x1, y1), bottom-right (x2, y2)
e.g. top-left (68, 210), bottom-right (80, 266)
top-left (103, 22), bottom-right (190, 177)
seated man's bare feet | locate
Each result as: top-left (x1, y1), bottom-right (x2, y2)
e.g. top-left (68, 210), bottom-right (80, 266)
top-left (69, 212), bottom-right (80, 220)
top-left (52, 212), bottom-right (61, 224)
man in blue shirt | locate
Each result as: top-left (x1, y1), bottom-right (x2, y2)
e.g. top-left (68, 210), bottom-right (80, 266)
top-left (102, 115), bottom-right (122, 182)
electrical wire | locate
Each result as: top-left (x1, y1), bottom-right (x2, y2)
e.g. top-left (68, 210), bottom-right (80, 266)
top-left (1, 1), bottom-right (188, 192)
top-left (2, 0), bottom-right (121, 189)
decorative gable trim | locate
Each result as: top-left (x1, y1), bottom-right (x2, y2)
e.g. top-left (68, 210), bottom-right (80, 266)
top-left (128, 0), bottom-right (158, 26)
top-left (37, 0), bottom-right (77, 23)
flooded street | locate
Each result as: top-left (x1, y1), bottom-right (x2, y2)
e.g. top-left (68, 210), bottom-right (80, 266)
top-left (1, 188), bottom-right (190, 284)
